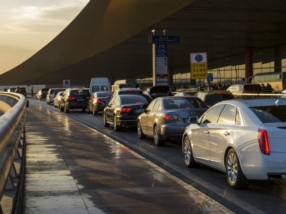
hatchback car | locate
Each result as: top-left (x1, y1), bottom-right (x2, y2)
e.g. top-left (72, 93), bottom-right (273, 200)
top-left (103, 94), bottom-right (150, 131)
top-left (88, 91), bottom-right (113, 115)
top-left (137, 97), bottom-right (208, 146)
top-left (195, 91), bottom-right (235, 107)
top-left (36, 88), bottom-right (50, 100)
top-left (59, 88), bottom-right (90, 113)
top-left (53, 91), bottom-right (64, 108)
top-left (46, 88), bottom-right (65, 104)
top-left (226, 84), bottom-right (262, 94)
top-left (182, 98), bottom-right (286, 189)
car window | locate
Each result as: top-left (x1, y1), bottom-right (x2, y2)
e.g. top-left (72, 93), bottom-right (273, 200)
top-left (120, 96), bottom-right (147, 105)
top-left (218, 104), bottom-right (237, 125)
top-left (153, 99), bottom-right (161, 111)
top-left (183, 97), bottom-right (207, 108)
top-left (97, 92), bottom-right (113, 97)
top-left (70, 90), bottom-right (89, 96)
top-left (100, 85), bottom-right (109, 91)
top-left (235, 109), bottom-right (242, 125)
top-left (200, 104), bottom-right (225, 124)
top-left (250, 105), bottom-right (286, 123)
top-left (92, 86), bottom-right (100, 92)
top-left (244, 85), bottom-right (262, 93)
top-left (146, 99), bottom-right (157, 111)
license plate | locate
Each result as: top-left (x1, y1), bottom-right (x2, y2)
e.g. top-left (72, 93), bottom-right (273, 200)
top-left (77, 99), bottom-right (84, 101)
top-left (135, 109), bottom-right (143, 113)
top-left (184, 118), bottom-right (190, 124)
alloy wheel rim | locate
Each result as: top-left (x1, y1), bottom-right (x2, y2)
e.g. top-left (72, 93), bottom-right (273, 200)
top-left (227, 153), bottom-right (238, 184)
top-left (183, 139), bottom-right (191, 164)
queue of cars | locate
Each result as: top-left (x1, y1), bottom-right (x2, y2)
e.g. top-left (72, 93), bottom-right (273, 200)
top-left (36, 85), bottom-right (286, 189)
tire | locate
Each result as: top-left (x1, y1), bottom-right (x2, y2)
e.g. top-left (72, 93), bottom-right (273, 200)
top-left (92, 107), bottom-right (98, 115)
top-left (225, 148), bottom-right (249, 189)
top-left (64, 105), bottom-right (69, 113)
top-left (103, 113), bottom-right (109, 127)
top-left (182, 136), bottom-right (199, 167)
top-left (153, 125), bottom-right (164, 146)
top-left (113, 116), bottom-right (121, 131)
top-left (137, 121), bottom-right (146, 139)
top-left (59, 104), bottom-right (64, 112)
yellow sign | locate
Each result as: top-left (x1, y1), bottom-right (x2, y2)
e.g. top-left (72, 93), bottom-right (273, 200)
top-left (190, 62), bottom-right (208, 79)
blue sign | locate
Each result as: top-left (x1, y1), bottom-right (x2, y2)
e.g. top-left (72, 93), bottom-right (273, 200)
top-left (152, 35), bottom-right (180, 43)
top-left (156, 43), bottom-right (168, 57)
top-left (207, 73), bottom-right (213, 82)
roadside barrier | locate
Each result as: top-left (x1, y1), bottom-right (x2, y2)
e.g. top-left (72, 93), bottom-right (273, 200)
top-left (0, 92), bottom-right (27, 214)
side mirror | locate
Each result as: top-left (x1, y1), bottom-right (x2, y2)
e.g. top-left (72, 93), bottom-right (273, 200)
top-left (189, 116), bottom-right (198, 124)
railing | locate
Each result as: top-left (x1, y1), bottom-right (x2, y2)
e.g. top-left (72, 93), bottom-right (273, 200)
top-left (0, 92), bottom-right (27, 214)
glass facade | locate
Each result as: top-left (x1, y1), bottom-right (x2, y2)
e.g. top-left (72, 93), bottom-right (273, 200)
top-left (137, 45), bottom-right (286, 90)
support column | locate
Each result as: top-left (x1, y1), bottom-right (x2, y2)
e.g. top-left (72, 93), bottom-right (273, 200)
top-left (245, 46), bottom-right (253, 83)
top-left (168, 64), bottom-right (173, 86)
top-left (274, 46), bottom-right (281, 73)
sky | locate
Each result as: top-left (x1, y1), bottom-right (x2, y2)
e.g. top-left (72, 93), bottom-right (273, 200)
top-left (0, 0), bottom-right (89, 74)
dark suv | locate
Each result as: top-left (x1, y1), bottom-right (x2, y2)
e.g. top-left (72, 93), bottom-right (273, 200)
top-left (59, 88), bottom-right (91, 113)
top-left (195, 91), bottom-right (235, 107)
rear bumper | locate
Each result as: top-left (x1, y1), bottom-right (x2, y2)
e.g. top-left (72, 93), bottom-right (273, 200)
top-left (67, 102), bottom-right (88, 109)
top-left (160, 123), bottom-right (188, 140)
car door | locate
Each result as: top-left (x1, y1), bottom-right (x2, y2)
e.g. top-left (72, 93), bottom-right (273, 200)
top-left (105, 96), bottom-right (117, 122)
top-left (208, 104), bottom-right (237, 167)
top-left (192, 104), bottom-right (224, 164)
top-left (140, 99), bottom-right (157, 134)
top-left (146, 99), bottom-right (161, 135)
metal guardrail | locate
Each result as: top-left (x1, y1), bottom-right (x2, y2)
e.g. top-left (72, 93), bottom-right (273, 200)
top-left (0, 92), bottom-right (27, 214)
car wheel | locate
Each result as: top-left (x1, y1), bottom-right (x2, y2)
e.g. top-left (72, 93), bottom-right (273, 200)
top-left (137, 121), bottom-right (146, 139)
top-left (113, 116), bottom-right (121, 131)
top-left (153, 125), bottom-right (164, 146)
top-left (225, 148), bottom-right (249, 189)
top-left (182, 136), bottom-right (199, 167)
top-left (92, 107), bottom-right (98, 115)
top-left (64, 105), bottom-right (69, 113)
top-left (103, 113), bottom-right (109, 127)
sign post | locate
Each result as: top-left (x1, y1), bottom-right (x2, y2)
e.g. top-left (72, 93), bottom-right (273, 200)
top-left (190, 53), bottom-right (208, 84)
top-left (63, 80), bottom-right (70, 88)
top-left (151, 34), bottom-right (180, 86)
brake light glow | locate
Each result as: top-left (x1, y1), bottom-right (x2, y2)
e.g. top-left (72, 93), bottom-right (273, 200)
top-left (68, 96), bottom-right (75, 101)
top-left (216, 92), bottom-right (223, 95)
top-left (121, 107), bottom-right (132, 113)
top-left (258, 129), bottom-right (270, 155)
top-left (96, 99), bottom-right (103, 103)
top-left (164, 115), bottom-right (172, 121)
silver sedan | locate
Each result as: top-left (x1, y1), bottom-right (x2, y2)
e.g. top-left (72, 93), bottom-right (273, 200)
top-left (182, 99), bottom-right (286, 189)
top-left (137, 97), bottom-right (208, 146)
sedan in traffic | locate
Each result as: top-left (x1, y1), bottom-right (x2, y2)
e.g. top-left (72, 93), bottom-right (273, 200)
top-left (137, 97), bottom-right (208, 146)
top-left (88, 91), bottom-right (113, 115)
top-left (182, 98), bottom-right (286, 189)
top-left (103, 94), bottom-right (150, 131)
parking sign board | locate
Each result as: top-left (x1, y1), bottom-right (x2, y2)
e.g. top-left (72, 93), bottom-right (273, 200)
top-left (63, 80), bottom-right (70, 88)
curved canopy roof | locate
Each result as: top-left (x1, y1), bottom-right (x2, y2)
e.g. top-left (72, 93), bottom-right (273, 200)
top-left (1, 0), bottom-right (286, 85)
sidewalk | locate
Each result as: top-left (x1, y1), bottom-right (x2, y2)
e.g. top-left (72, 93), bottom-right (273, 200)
top-left (24, 105), bottom-right (233, 214)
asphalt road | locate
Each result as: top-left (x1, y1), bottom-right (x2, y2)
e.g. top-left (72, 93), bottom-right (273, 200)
top-left (29, 98), bottom-right (286, 214)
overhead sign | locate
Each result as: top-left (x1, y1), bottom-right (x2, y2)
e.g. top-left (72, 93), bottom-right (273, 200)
top-left (63, 80), bottom-right (70, 88)
top-left (207, 73), bottom-right (213, 82)
top-left (152, 35), bottom-right (180, 43)
top-left (190, 53), bottom-right (208, 79)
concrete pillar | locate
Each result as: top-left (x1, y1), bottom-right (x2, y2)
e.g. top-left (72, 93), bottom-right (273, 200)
top-left (274, 46), bottom-right (281, 73)
top-left (245, 46), bottom-right (253, 83)
top-left (168, 64), bottom-right (173, 86)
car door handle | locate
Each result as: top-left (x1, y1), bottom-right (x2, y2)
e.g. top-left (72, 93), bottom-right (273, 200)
top-left (223, 131), bottom-right (230, 136)
top-left (205, 130), bottom-right (210, 134)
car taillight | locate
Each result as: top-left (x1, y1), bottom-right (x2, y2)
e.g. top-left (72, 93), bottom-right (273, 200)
top-left (164, 114), bottom-right (183, 122)
top-left (258, 129), bottom-right (270, 155)
top-left (96, 99), bottom-right (103, 103)
top-left (164, 115), bottom-right (172, 121)
top-left (68, 96), bottom-right (75, 101)
top-left (121, 107), bottom-right (132, 113)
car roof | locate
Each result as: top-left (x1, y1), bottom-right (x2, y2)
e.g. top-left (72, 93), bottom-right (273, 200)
top-left (217, 98), bottom-right (286, 107)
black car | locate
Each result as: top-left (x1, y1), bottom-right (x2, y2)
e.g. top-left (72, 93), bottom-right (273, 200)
top-left (59, 88), bottom-right (91, 113)
top-left (88, 91), bottom-right (113, 115)
top-left (103, 94), bottom-right (150, 131)
top-left (15, 87), bottom-right (27, 97)
top-left (113, 88), bottom-right (153, 102)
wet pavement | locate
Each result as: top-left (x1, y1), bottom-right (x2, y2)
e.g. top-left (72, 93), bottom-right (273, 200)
top-left (23, 105), bottom-right (234, 214)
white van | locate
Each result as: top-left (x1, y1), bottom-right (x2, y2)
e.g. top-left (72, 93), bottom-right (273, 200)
top-left (89, 77), bottom-right (110, 94)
